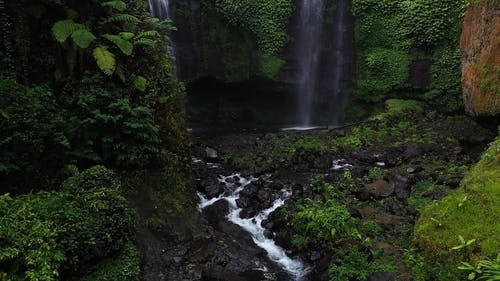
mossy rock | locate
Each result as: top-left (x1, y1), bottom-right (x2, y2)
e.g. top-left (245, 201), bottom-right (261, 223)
top-left (415, 135), bottom-right (500, 263)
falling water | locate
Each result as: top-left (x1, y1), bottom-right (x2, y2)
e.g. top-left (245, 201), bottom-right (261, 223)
top-left (296, 0), bottom-right (325, 127)
top-left (148, 0), bottom-right (170, 19)
top-left (329, 0), bottom-right (354, 125)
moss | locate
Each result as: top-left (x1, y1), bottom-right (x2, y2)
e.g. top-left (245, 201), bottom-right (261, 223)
top-left (259, 53), bottom-right (285, 80)
top-left (385, 99), bottom-right (424, 114)
top-left (414, 135), bottom-right (500, 276)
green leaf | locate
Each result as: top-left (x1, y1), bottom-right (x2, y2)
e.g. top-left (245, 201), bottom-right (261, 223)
top-left (71, 29), bottom-right (96, 48)
top-left (468, 272), bottom-right (475, 280)
top-left (101, 0), bottom-right (127, 11)
top-left (51, 20), bottom-right (86, 43)
top-left (133, 76), bottom-right (147, 92)
top-left (102, 34), bottom-right (133, 56)
top-left (93, 46), bottom-right (116, 75)
top-left (119, 32), bottom-right (135, 40)
top-left (137, 30), bottom-right (159, 38)
top-left (133, 38), bottom-right (157, 48)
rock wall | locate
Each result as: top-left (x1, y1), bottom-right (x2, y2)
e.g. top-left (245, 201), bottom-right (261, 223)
top-left (461, 1), bottom-right (500, 117)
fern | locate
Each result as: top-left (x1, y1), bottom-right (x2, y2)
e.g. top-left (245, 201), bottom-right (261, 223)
top-left (51, 20), bottom-right (86, 43)
top-left (103, 14), bottom-right (139, 24)
top-left (71, 29), bottom-right (96, 48)
top-left (102, 34), bottom-right (133, 56)
top-left (101, 0), bottom-right (127, 11)
top-left (137, 31), bottom-right (159, 39)
top-left (119, 32), bottom-right (135, 40)
top-left (93, 46), bottom-right (116, 75)
top-left (133, 38), bottom-right (157, 48)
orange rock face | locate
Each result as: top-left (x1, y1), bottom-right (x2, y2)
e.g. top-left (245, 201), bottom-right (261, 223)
top-left (461, 1), bottom-right (500, 117)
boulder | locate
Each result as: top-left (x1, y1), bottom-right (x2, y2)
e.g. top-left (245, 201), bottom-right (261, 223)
top-left (360, 180), bottom-right (394, 199)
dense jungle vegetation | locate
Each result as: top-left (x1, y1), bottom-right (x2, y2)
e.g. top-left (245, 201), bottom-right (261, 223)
top-left (1, 0), bottom-right (499, 280)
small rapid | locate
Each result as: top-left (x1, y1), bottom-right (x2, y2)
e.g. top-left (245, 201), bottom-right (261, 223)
top-left (198, 174), bottom-right (308, 280)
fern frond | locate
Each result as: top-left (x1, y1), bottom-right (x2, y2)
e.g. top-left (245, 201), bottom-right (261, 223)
top-left (101, 0), bottom-right (127, 11)
top-left (133, 38), bottom-right (157, 48)
top-left (102, 34), bottom-right (133, 56)
top-left (103, 14), bottom-right (139, 24)
top-left (71, 29), bottom-right (96, 48)
top-left (137, 30), bottom-right (159, 38)
top-left (119, 32), bottom-right (135, 40)
top-left (93, 46), bottom-right (116, 75)
top-left (51, 20), bottom-right (86, 43)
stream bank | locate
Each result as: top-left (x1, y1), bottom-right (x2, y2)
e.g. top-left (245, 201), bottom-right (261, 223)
top-left (134, 100), bottom-right (497, 281)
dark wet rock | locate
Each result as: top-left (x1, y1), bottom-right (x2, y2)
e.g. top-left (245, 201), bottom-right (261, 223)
top-left (348, 205), bottom-right (363, 218)
top-left (202, 200), bottom-right (229, 226)
top-left (310, 251), bottom-right (321, 262)
top-left (368, 272), bottom-right (397, 281)
top-left (403, 143), bottom-right (424, 160)
top-left (360, 180), bottom-right (394, 200)
top-left (386, 200), bottom-right (403, 215)
top-left (422, 187), bottom-right (447, 200)
top-left (205, 147), bottom-right (218, 160)
top-left (205, 184), bottom-right (224, 199)
top-left (258, 188), bottom-right (272, 203)
top-left (236, 197), bottom-right (251, 208)
top-left (437, 174), bottom-right (463, 188)
top-left (388, 170), bottom-right (411, 201)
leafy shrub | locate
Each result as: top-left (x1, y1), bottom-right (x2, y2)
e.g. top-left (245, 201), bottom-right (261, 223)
top-left (287, 199), bottom-right (359, 248)
top-left (0, 80), bottom-right (68, 192)
top-left (329, 247), bottom-right (397, 281)
top-left (0, 166), bottom-right (136, 280)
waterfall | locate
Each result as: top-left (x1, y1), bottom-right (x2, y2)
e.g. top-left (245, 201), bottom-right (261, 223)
top-left (329, 0), bottom-right (354, 125)
top-left (295, 0), bottom-right (354, 127)
top-left (148, 0), bottom-right (170, 20)
top-left (148, 0), bottom-right (177, 75)
top-left (296, 0), bottom-right (325, 127)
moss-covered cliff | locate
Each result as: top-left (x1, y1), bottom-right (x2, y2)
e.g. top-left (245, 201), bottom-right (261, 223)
top-left (461, 0), bottom-right (500, 117)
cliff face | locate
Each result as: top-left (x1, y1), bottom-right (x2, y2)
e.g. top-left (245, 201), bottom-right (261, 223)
top-left (461, 1), bottom-right (500, 117)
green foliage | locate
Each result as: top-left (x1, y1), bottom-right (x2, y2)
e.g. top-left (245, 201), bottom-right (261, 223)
top-left (414, 135), bottom-right (500, 280)
top-left (385, 99), bottom-right (424, 114)
top-left (102, 34), bottom-right (133, 56)
top-left (358, 48), bottom-right (410, 96)
top-left (51, 20), bottom-right (87, 43)
top-left (350, 0), bottom-right (466, 115)
top-left (101, 0), bottom-right (128, 12)
top-left (71, 30), bottom-right (97, 49)
top-left (93, 46), bottom-right (116, 75)
top-left (0, 167), bottom-right (136, 280)
top-left (285, 177), bottom-right (360, 249)
top-left (78, 242), bottom-right (140, 281)
top-left (0, 80), bottom-right (67, 190)
top-left (329, 247), bottom-right (397, 281)
top-left (213, 0), bottom-right (293, 55)
top-left (459, 253), bottom-right (500, 281)
top-left (63, 75), bottom-right (162, 167)
top-left (259, 53), bottom-right (285, 80)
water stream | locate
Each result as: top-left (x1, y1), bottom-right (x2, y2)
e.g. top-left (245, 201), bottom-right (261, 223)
top-left (296, 0), bottom-right (325, 127)
top-left (198, 174), bottom-right (308, 280)
top-left (148, 0), bottom-right (170, 19)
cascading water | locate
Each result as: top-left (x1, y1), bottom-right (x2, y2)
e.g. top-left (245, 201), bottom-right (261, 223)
top-left (296, 0), bottom-right (325, 127)
top-left (148, 0), bottom-right (170, 19)
top-left (198, 174), bottom-right (308, 280)
top-left (329, 0), bottom-right (354, 125)
top-left (295, 0), bottom-right (354, 127)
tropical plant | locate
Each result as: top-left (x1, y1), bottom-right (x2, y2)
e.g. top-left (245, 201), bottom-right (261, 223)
top-left (459, 253), bottom-right (500, 280)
